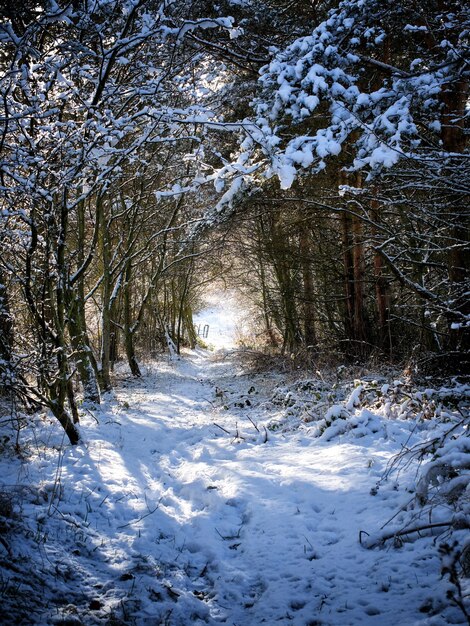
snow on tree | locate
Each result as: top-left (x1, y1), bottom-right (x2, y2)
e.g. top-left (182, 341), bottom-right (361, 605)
top-left (0, 0), bottom-right (240, 442)
top-left (247, 0), bottom-right (467, 180)
top-left (234, 0), bottom-right (469, 361)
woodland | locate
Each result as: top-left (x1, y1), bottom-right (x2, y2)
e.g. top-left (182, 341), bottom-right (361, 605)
top-left (0, 0), bottom-right (469, 438)
top-left (0, 1), bottom-right (469, 625)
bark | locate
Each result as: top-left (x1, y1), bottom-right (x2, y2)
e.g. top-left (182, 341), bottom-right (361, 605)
top-left (68, 198), bottom-right (101, 403)
top-left (340, 173), bottom-right (355, 341)
top-left (176, 256), bottom-right (194, 355)
top-left (370, 194), bottom-right (390, 353)
top-left (351, 173), bottom-right (368, 353)
top-left (431, 1), bottom-right (469, 357)
top-left (123, 261), bottom-right (141, 377)
top-left (99, 201), bottom-right (113, 391)
top-left (340, 172), bottom-right (369, 357)
top-left (57, 192), bottom-right (81, 431)
top-left (68, 294), bottom-right (101, 403)
top-left (440, 77), bottom-right (469, 355)
top-left (373, 238), bottom-right (390, 352)
top-left (260, 262), bottom-right (277, 347)
top-left (265, 213), bottom-right (302, 353)
top-left (0, 272), bottom-right (13, 394)
top-left (49, 398), bottom-right (81, 445)
top-left (183, 302), bottom-right (197, 349)
top-left (299, 225), bottom-right (317, 350)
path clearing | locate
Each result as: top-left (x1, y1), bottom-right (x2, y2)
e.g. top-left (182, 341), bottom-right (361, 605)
top-left (17, 346), bottom-right (448, 626)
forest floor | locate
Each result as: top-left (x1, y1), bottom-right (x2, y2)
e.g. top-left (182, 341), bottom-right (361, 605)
top-left (0, 296), bottom-right (469, 625)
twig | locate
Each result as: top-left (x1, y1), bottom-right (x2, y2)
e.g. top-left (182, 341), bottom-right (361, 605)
top-left (215, 525), bottom-right (242, 540)
top-left (47, 432), bottom-right (66, 517)
top-left (80, 404), bottom-right (100, 424)
top-left (213, 422), bottom-right (230, 434)
top-left (361, 520), bottom-right (458, 548)
top-left (359, 530), bottom-right (370, 545)
top-left (50, 504), bottom-right (83, 528)
top-left (233, 422), bottom-right (246, 441)
top-left (246, 415), bottom-right (259, 432)
top-left (117, 496), bottom-right (163, 529)
top-left (201, 396), bottom-right (216, 408)
top-left (380, 495), bottom-right (415, 530)
top-left (98, 494), bottom-right (109, 507)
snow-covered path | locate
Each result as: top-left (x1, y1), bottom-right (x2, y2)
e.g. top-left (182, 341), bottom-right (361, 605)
top-left (26, 347), bottom-right (448, 626)
top-left (3, 270), bottom-right (462, 626)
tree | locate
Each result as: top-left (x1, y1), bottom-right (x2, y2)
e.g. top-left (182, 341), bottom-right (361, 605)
top-left (0, 0), bottom-right (243, 442)
top-left (233, 0), bottom-right (469, 367)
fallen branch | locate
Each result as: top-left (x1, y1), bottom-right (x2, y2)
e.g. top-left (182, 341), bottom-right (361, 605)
top-left (360, 520), bottom-right (461, 548)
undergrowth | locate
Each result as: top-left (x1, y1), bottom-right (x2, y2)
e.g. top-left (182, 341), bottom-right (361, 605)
top-left (255, 361), bottom-right (470, 623)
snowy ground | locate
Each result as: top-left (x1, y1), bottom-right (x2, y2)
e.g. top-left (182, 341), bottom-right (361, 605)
top-left (193, 290), bottom-right (246, 350)
top-left (1, 296), bottom-right (469, 625)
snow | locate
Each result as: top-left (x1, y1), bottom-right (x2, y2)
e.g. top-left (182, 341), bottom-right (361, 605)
top-left (193, 290), bottom-right (244, 350)
top-left (276, 162), bottom-right (297, 190)
top-left (246, 0), bottom-right (467, 189)
top-left (0, 299), bottom-right (468, 624)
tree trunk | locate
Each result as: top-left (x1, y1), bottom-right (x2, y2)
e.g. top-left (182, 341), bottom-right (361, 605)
top-left (257, 219), bottom-right (278, 347)
top-left (123, 261), bottom-right (141, 377)
top-left (440, 77), bottom-right (469, 356)
top-left (68, 198), bottom-right (101, 402)
top-left (340, 171), bottom-right (369, 357)
top-left (99, 205), bottom-right (113, 391)
top-left (68, 294), bottom-right (101, 403)
top-left (49, 397), bottom-right (81, 444)
top-left (299, 226), bottom-right (317, 350)
top-left (176, 257), bottom-right (194, 355)
top-left (351, 213), bottom-right (367, 351)
top-left (54, 190), bottom-right (80, 442)
top-left (340, 173), bottom-right (355, 343)
top-left (265, 213), bottom-right (302, 353)
top-left (0, 272), bottom-right (13, 394)
top-left (370, 194), bottom-right (390, 354)
top-left (351, 174), bottom-right (368, 355)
